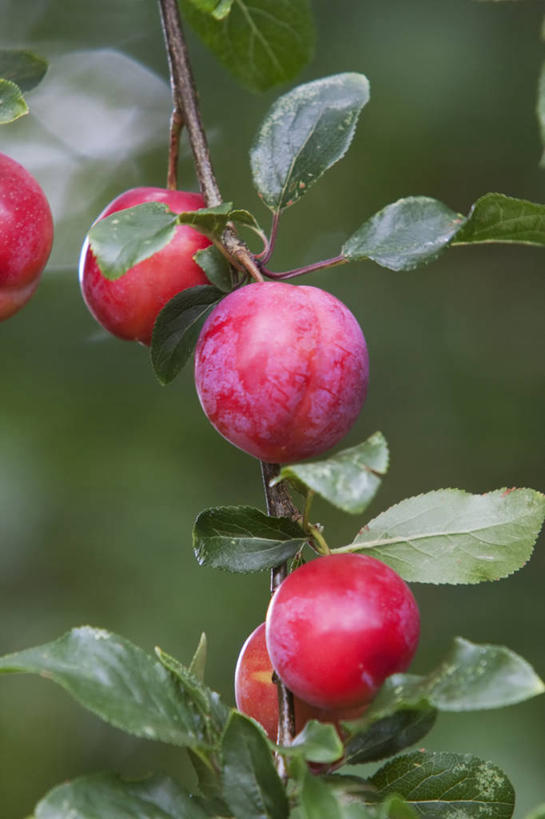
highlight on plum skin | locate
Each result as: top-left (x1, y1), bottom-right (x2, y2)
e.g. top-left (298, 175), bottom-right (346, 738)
top-left (266, 554), bottom-right (420, 711)
top-left (234, 622), bottom-right (365, 743)
top-left (194, 281), bottom-right (369, 464)
top-left (79, 187), bottom-right (211, 345)
top-left (0, 152), bottom-right (54, 321)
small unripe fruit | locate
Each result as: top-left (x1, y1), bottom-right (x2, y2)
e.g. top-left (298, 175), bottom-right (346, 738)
top-left (0, 153), bottom-right (54, 320)
top-left (266, 554), bottom-right (420, 710)
top-left (235, 622), bottom-right (364, 742)
top-left (194, 282), bottom-right (369, 463)
top-left (79, 187), bottom-right (211, 345)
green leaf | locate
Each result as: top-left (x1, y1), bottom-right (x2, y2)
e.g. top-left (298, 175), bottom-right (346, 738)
top-left (193, 506), bottom-right (307, 572)
top-left (0, 78), bottom-right (28, 123)
top-left (194, 245), bottom-right (233, 292)
top-left (539, 62), bottom-right (545, 167)
top-left (0, 49), bottom-right (47, 92)
top-left (35, 772), bottom-right (215, 819)
top-left (88, 202), bottom-right (178, 280)
top-left (186, 0), bottom-right (233, 19)
top-left (297, 769), bottom-right (344, 819)
top-left (150, 285), bottom-right (224, 385)
top-left (526, 806), bottom-right (545, 819)
top-left (273, 432), bottom-right (388, 515)
top-left (154, 644), bottom-right (230, 740)
top-left (370, 751), bottom-right (515, 817)
top-left (453, 193), bottom-right (545, 246)
top-left (342, 197), bottom-right (464, 271)
top-left (345, 487), bottom-right (545, 584)
top-left (221, 711), bottom-right (289, 819)
top-left (251, 73), bottom-right (370, 213)
top-left (180, 0), bottom-right (315, 93)
top-left (189, 632), bottom-right (208, 681)
top-left (286, 720), bottom-right (344, 764)
top-left (344, 708), bottom-right (437, 765)
top-left (177, 202), bottom-right (233, 234)
top-left (0, 627), bottom-right (212, 748)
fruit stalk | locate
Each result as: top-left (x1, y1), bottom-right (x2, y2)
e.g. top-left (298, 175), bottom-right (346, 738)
top-left (157, 0), bottom-right (297, 770)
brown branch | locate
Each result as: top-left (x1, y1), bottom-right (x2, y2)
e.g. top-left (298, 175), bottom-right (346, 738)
top-left (167, 107), bottom-right (184, 190)
top-left (157, 0), bottom-right (263, 281)
top-left (261, 462), bottom-right (299, 776)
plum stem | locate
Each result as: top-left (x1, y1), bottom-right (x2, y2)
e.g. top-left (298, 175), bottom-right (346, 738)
top-left (157, 0), bottom-right (264, 281)
top-left (261, 461), bottom-right (299, 777)
top-left (262, 253), bottom-right (347, 281)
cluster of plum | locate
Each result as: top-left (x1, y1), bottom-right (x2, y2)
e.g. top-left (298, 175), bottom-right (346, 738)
top-left (1, 174), bottom-right (420, 743)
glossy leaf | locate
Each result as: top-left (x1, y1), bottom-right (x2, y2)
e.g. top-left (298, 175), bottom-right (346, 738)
top-left (0, 627), bottom-right (212, 748)
top-left (151, 285), bottom-right (224, 385)
top-left (251, 73), bottom-right (370, 212)
top-left (88, 202), bottom-right (232, 281)
top-left (370, 751), bottom-right (515, 817)
top-left (0, 48), bottom-right (47, 91)
top-left (194, 245), bottom-right (233, 292)
top-left (343, 197), bottom-right (463, 271)
top-left (88, 202), bottom-right (178, 280)
top-left (346, 488), bottom-right (545, 584)
top-left (193, 506), bottom-right (307, 572)
top-left (453, 193), bottom-right (545, 246)
top-left (273, 432), bottom-right (388, 514)
top-left (344, 708), bottom-right (437, 765)
top-left (0, 78), bottom-right (28, 123)
top-left (286, 720), bottom-right (344, 764)
top-left (221, 712), bottom-right (289, 819)
top-left (180, 0), bottom-right (315, 93)
top-left (34, 772), bottom-right (215, 819)
top-left (539, 62), bottom-right (545, 167)
top-left (189, 632), bottom-right (208, 681)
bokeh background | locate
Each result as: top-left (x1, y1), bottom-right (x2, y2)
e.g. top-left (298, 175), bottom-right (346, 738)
top-left (1, 0), bottom-right (544, 814)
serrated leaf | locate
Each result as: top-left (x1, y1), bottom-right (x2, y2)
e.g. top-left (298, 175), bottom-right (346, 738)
top-left (0, 78), bottom-right (28, 123)
top-left (370, 751), bottom-right (515, 817)
top-left (0, 49), bottom-right (47, 92)
top-left (342, 197), bottom-right (464, 271)
top-left (177, 202), bottom-right (233, 234)
top-left (0, 627), bottom-right (212, 748)
top-left (345, 637), bottom-right (544, 752)
top-left (229, 208), bottom-right (263, 231)
top-left (180, 0), bottom-right (315, 93)
top-left (151, 285), bottom-right (223, 385)
top-left (273, 432), bottom-right (388, 515)
top-left (453, 193), bottom-right (545, 246)
top-left (344, 708), bottom-right (437, 766)
top-left (346, 488), bottom-right (545, 584)
top-left (251, 73), bottom-right (370, 213)
top-left (193, 506), bottom-right (307, 572)
top-left (539, 62), bottom-right (545, 167)
top-left (285, 720), bottom-right (344, 764)
top-left (221, 711), bottom-right (289, 819)
top-left (189, 632), bottom-right (208, 681)
top-left (88, 202), bottom-right (178, 280)
top-left (34, 772), bottom-right (215, 819)
top-left (194, 246), bottom-right (233, 292)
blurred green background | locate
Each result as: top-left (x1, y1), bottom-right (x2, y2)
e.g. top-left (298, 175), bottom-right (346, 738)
top-left (1, 0), bottom-right (544, 814)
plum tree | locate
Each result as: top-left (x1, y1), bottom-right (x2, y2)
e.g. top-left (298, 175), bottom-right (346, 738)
top-left (0, 152), bottom-right (53, 321)
top-left (194, 281), bottom-right (369, 463)
top-left (266, 554), bottom-right (420, 710)
top-left (79, 187), bottom-right (211, 345)
top-left (235, 622), bottom-right (365, 742)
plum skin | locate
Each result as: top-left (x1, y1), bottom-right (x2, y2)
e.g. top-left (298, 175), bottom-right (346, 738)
top-left (235, 622), bottom-right (365, 742)
top-left (266, 554), bottom-right (420, 710)
top-left (194, 282), bottom-right (369, 464)
top-left (79, 187), bottom-right (211, 345)
top-left (0, 153), bottom-right (54, 320)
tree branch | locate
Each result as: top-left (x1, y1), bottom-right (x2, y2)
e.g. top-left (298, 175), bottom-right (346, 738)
top-left (157, 0), bottom-right (264, 281)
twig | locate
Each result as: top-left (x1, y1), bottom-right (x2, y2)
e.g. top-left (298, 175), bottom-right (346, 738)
top-left (157, 0), bottom-right (264, 281)
top-left (167, 107), bottom-right (184, 190)
top-left (261, 462), bottom-right (299, 776)
top-left (262, 253), bottom-right (347, 281)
